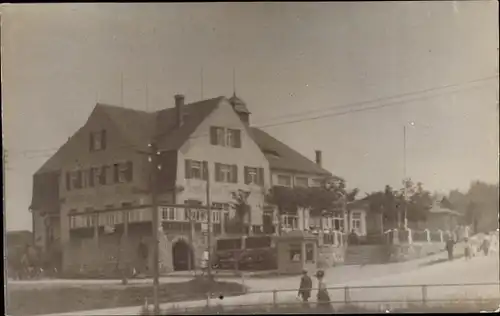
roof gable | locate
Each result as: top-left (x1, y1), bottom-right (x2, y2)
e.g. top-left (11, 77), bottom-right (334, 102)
top-left (35, 98), bottom-right (223, 174)
top-left (249, 127), bottom-right (332, 176)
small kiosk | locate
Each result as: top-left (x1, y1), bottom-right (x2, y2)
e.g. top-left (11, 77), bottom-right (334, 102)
top-left (275, 230), bottom-right (319, 275)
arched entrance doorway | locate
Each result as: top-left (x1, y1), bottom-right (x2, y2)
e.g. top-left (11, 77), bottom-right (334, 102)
top-left (172, 239), bottom-right (194, 271)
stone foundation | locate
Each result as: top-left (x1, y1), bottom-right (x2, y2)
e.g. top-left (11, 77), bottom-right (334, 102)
top-left (62, 226), bottom-right (208, 277)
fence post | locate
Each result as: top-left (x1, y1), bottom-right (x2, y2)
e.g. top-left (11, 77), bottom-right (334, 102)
top-left (206, 292), bottom-right (210, 308)
top-left (272, 289), bottom-right (277, 307)
top-left (421, 285), bottom-right (427, 306)
top-left (425, 229), bottom-right (430, 243)
top-left (438, 230), bottom-right (443, 243)
top-left (344, 286), bottom-right (351, 304)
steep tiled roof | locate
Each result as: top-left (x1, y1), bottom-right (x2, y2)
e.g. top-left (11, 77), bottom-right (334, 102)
top-left (249, 127), bottom-right (332, 176)
top-left (35, 98), bottom-right (223, 175)
top-left (35, 97), bottom-right (331, 178)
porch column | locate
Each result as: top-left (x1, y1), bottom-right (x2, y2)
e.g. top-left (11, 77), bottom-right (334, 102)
top-left (221, 210), bottom-right (226, 236)
top-left (93, 213), bottom-right (99, 246)
top-left (301, 241), bottom-right (306, 267)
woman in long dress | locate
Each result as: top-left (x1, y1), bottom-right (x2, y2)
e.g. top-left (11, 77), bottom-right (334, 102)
top-left (315, 270), bottom-right (332, 312)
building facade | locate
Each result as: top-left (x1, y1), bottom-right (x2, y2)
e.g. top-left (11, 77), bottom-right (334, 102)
top-left (30, 93), bottom-right (337, 275)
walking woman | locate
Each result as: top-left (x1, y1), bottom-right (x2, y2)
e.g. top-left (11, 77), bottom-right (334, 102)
top-left (315, 270), bottom-right (332, 313)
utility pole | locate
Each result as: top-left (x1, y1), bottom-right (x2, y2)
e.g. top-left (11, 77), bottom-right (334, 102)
top-left (403, 125), bottom-right (408, 230)
top-left (206, 161), bottom-right (212, 279)
top-left (149, 142), bottom-right (160, 315)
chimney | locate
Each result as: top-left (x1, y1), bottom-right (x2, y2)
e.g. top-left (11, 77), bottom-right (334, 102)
top-left (315, 150), bottom-right (322, 167)
top-left (175, 94), bottom-right (184, 127)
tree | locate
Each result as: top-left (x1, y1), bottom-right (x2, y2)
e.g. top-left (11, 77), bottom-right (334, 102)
top-left (445, 181), bottom-right (499, 233)
top-left (229, 190), bottom-right (251, 234)
top-left (265, 177), bottom-right (358, 234)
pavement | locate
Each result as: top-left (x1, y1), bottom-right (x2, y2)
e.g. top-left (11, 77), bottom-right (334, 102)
top-left (34, 248), bottom-right (499, 316)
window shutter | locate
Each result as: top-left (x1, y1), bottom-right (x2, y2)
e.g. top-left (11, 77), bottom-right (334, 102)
top-left (258, 168), bottom-right (264, 185)
top-left (89, 133), bottom-right (94, 151)
top-left (244, 167), bottom-right (249, 184)
top-left (100, 166), bottom-right (107, 185)
top-left (202, 161), bottom-right (208, 180)
top-left (66, 172), bottom-right (71, 191)
top-left (185, 159), bottom-right (192, 179)
top-left (101, 130), bottom-right (107, 150)
top-left (126, 161), bottom-right (133, 182)
top-left (210, 127), bottom-right (217, 145)
top-left (215, 163), bottom-right (221, 182)
top-left (76, 170), bottom-right (82, 189)
top-left (234, 129), bottom-right (241, 148)
top-left (89, 168), bottom-right (95, 187)
top-left (232, 165), bottom-right (238, 183)
top-left (113, 164), bottom-right (119, 183)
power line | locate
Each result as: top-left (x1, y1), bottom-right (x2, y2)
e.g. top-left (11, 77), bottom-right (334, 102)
top-left (256, 74), bottom-right (498, 125)
top-left (6, 74), bottom-right (497, 160)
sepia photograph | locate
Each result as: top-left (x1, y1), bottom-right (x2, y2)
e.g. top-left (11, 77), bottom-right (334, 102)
top-left (2, 2), bottom-right (499, 315)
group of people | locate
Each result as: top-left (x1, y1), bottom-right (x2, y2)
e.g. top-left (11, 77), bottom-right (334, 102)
top-left (463, 233), bottom-right (496, 260)
top-left (446, 232), bottom-right (497, 261)
top-left (297, 269), bottom-right (332, 311)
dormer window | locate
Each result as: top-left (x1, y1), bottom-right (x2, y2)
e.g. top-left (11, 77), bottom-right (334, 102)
top-left (90, 130), bottom-right (107, 152)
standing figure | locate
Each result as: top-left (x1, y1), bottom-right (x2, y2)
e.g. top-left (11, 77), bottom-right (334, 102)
top-left (298, 270), bottom-right (312, 306)
top-left (315, 270), bottom-right (332, 312)
top-left (445, 237), bottom-right (455, 261)
top-left (481, 234), bottom-right (491, 256)
top-left (464, 238), bottom-right (472, 260)
top-left (136, 238), bottom-right (149, 277)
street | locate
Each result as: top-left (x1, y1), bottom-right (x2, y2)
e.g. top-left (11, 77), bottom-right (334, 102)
top-left (34, 248), bottom-right (499, 316)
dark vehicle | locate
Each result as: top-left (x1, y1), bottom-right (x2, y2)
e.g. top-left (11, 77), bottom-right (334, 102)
top-left (214, 235), bottom-right (277, 271)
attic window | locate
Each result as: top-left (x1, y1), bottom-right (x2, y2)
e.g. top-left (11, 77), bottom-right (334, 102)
top-left (90, 130), bottom-right (107, 152)
top-left (263, 149), bottom-right (280, 159)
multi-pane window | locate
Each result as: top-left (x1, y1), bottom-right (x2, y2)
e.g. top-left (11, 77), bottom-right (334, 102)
top-left (212, 210), bottom-right (221, 223)
top-left (89, 130), bottom-right (107, 152)
top-left (65, 163), bottom-right (129, 191)
top-left (226, 129), bottom-right (241, 148)
top-left (277, 175), bottom-right (292, 187)
top-left (289, 243), bottom-right (302, 262)
top-left (282, 214), bottom-right (298, 229)
top-left (161, 207), bottom-right (177, 221)
top-left (295, 177), bottom-right (309, 187)
top-left (210, 126), bottom-right (226, 146)
top-left (244, 167), bottom-right (264, 185)
top-left (351, 212), bottom-right (362, 233)
top-left (311, 179), bottom-right (323, 187)
top-left (215, 163), bottom-right (237, 183)
top-left (185, 160), bottom-right (208, 180)
top-left (210, 127), bottom-right (241, 148)
top-left (113, 161), bottom-right (134, 183)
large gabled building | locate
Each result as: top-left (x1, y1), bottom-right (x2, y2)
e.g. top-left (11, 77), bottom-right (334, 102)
top-left (30, 93), bottom-right (332, 274)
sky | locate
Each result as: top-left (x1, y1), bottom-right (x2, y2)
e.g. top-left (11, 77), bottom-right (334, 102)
top-left (2, 2), bottom-right (499, 231)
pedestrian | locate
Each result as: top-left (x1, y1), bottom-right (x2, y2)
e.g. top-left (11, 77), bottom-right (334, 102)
top-left (464, 238), bottom-right (472, 260)
top-left (136, 238), bottom-right (149, 277)
top-left (297, 270), bottom-right (312, 307)
top-left (445, 237), bottom-right (455, 261)
top-left (315, 270), bottom-right (332, 312)
top-left (480, 235), bottom-right (491, 256)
